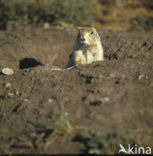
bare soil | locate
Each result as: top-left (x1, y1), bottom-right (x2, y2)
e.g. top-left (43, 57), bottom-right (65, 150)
top-left (0, 27), bottom-right (153, 154)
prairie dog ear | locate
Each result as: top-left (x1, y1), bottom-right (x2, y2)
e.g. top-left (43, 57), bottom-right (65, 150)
top-left (92, 27), bottom-right (97, 33)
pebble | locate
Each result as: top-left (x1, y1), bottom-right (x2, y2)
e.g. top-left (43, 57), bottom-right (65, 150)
top-left (24, 99), bottom-right (28, 102)
top-left (16, 90), bottom-right (19, 95)
top-left (8, 92), bottom-right (14, 98)
top-left (4, 83), bottom-right (12, 88)
top-left (109, 73), bottom-right (116, 78)
top-left (2, 68), bottom-right (14, 75)
top-left (65, 112), bottom-right (68, 116)
top-left (48, 98), bottom-right (53, 103)
top-left (43, 22), bottom-right (50, 30)
top-left (138, 74), bottom-right (145, 80)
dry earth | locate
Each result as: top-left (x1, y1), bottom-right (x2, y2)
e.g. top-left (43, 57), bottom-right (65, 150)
top-left (0, 27), bottom-right (153, 154)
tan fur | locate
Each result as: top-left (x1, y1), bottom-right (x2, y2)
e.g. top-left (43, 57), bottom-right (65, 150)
top-left (70, 27), bottom-right (104, 66)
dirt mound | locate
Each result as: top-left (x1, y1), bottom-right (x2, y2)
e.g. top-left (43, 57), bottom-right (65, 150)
top-left (0, 27), bottom-right (153, 154)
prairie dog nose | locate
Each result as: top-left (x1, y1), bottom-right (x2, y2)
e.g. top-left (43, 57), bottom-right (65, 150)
top-left (80, 37), bottom-right (85, 41)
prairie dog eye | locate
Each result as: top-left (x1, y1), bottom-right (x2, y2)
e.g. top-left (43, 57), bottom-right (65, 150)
top-left (90, 31), bottom-right (94, 35)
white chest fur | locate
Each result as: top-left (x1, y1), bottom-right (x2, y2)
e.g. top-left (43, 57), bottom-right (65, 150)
top-left (72, 27), bottom-right (104, 66)
top-left (74, 42), bottom-right (104, 65)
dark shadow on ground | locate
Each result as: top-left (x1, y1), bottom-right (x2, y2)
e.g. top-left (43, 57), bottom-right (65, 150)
top-left (19, 58), bottom-right (42, 69)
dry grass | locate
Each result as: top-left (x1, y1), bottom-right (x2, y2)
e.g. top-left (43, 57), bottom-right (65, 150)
top-left (0, 0), bottom-right (153, 31)
top-left (98, 1), bottom-right (153, 31)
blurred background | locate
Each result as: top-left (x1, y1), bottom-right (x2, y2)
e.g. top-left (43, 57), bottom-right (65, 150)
top-left (0, 0), bottom-right (153, 31)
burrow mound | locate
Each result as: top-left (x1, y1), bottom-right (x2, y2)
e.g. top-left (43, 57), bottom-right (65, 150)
top-left (0, 28), bottom-right (153, 154)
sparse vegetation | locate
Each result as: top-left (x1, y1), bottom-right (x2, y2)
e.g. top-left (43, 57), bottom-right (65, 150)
top-left (75, 126), bottom-right (153, 154)
top-left (0, 0), bottom-right (153, 31)
top-left (77, 126), bottom-right (134, 154)
top-left (44, 112), bottom-right (73, 136)
top-left (0, 0), bottom-right (101, 30)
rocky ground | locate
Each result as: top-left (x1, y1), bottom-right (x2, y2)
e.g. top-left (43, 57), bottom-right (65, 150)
top-left (0, 27), bottom-right (153, 154)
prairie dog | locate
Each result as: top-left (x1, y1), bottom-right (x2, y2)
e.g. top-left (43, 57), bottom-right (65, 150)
top-left (71, 27), bottom-right (104, 66)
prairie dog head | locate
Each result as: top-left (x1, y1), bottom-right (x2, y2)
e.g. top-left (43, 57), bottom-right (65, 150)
top-left (77, 27), bottom-right (101, 47)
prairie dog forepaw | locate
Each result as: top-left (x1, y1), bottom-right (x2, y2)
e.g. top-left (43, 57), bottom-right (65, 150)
top-left (71, 27), bottom-right (104, 66)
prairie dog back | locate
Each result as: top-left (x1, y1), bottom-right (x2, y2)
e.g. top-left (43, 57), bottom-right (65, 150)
top-left (71, 27), bottom-right (104, 66)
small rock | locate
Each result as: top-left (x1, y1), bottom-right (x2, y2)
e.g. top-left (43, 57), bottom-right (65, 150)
top-left (2, 68), bottom-right (14, 75)
top-left (121, 74), bottom-right (126, 78)
top-left (48, 98), bottom-right (53, 103)
top-left (65, 112), bottom-right (68, 116)
top-left (43, 22), bottom-right (50, 30)
top-left (138, 74), bottom-right (145, 80)
top-left (109, 73), bottom-right (116, 78)
top-left (89, 149), bottom-right (101, 154)
top-left (4, 83), bottom-right (12, 88)
top-left (8, 92), bottom-right (14, 98)
top-left (16, 90), bottom-right (19, 95)
top-left (24, 99), bottom-right (28, 102)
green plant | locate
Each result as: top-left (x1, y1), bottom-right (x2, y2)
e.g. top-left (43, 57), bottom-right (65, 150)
top-left (45, 112), bottom-right (73, 135)
top-left (45, 0), bottom-right (101, 26)
top-left (41, 111), bottom-right (73, 150)
top-left (0, 0), bottom-right (102, 30)
top-left (81, 126), bottom-right (134, 154)
top-left (0, 0), bottom-right (152, 31)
